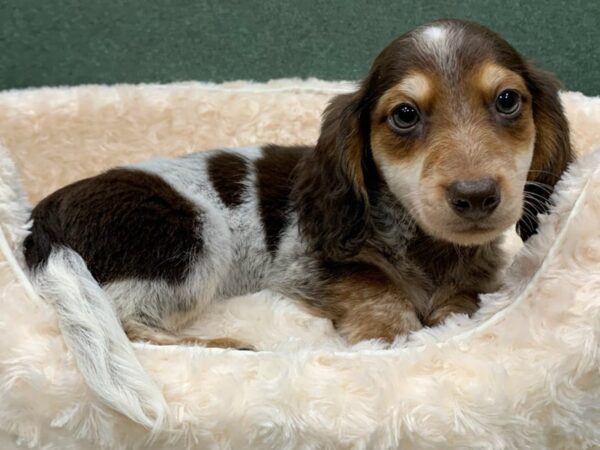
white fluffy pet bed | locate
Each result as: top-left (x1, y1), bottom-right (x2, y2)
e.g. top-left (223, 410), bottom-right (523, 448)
top-left (1, 80), bottom-right (600, 450)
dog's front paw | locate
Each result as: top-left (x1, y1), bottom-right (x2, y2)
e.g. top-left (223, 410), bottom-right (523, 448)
top-left (424, 293), bottom-right (480, 327)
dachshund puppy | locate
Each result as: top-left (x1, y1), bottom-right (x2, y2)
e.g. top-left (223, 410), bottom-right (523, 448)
top-left (23, 19), bottom-right (572, 424)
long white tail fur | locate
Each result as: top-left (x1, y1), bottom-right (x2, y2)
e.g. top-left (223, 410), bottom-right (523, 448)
top-left (32, 246), bottom-right (169, 430)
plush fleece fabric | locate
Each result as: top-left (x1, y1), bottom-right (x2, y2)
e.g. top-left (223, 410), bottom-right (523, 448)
top-left (0, 80), bottom-right (600, 449)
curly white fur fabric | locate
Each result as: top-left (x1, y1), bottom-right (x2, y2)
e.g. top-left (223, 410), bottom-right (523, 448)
top-left (0, 80), bottom-right (600, 449)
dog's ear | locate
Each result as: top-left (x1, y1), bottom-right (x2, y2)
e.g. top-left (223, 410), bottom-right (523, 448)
top-left (293, 91), bottom-right (373, 260)
top-left (517, 63), bottom-right (574, 241)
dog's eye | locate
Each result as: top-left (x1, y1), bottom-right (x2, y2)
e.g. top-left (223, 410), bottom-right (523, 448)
top-left (389, 103), bottom-right (420, 132)
top-left (495, 90), bottom-right (521, 117)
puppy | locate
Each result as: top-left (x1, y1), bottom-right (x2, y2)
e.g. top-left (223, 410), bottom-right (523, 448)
top-left (23, 19), bottom-right (572, 426)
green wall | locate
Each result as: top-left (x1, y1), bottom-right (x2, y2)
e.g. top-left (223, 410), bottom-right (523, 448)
top-left (1, 1), bottom-right (599, 95)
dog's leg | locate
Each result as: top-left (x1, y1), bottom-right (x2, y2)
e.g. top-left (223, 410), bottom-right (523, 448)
top-left (333, 292), bottom-right (422, 344)
top-left (423, 288), bottom-right (480, 327)
top-left (123, 320), bottom-right (255, 351)
top-left (298, 265), bottom-right (423, 344)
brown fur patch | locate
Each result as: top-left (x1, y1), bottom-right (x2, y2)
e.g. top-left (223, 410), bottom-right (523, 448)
top-left (24, 168), bottom-right (203, 284)
top-left (255, 145), bottom-right (307, 254)
top-left (124, 321), bottom-right (255, 351)
top-left (207, 151), bottom-right (249, 207)
top-left (292, 93), bottom-right (376, 260)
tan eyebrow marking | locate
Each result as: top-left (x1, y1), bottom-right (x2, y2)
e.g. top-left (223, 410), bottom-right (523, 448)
top-left (375, 72), bottom-right (434, 116)
top-left (476, 62), bottom-right (528, 96)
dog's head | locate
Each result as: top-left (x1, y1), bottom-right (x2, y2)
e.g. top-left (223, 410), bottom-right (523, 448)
top-left (295, 19), bottom-right (572, 258)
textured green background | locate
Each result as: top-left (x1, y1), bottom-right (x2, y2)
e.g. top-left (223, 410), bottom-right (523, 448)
top-left (1, 1), bottom-right (599, 95)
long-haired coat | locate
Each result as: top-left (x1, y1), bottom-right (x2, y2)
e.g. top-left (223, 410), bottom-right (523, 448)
top-left (23, 19), bottom-right (573, 427)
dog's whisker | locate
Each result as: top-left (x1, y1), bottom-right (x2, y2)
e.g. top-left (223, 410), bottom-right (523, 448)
top-left (523, 191), bottom-right (548, 203)
top-left (525, 180), bottom-right (554, 193)
top-left (521, 198), bottom-right (543, 227)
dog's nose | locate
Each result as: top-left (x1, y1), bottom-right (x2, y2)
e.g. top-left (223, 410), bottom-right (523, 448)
top-left (447, 177), bottom-right (501, 220)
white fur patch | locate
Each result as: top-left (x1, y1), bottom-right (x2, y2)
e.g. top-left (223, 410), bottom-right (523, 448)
top-left (515, 141), bottom-right (536, 181)
top-left (416, 24), bottom-right (463, 74)
top-left (421, 25), bottom-right (447, 44)
top-left (32, 248), bottom-right (169, 430)
top-left (372, 149), bottom-right (426, 216)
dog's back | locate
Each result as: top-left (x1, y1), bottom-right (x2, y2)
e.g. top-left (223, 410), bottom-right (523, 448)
top-left (22, 145), bottom-right (308, 427)
top-left (25, 146), bottom-right (308, 312)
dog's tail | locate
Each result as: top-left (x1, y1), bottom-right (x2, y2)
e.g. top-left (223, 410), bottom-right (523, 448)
top-left (29, 246), bottom-right (169, 430)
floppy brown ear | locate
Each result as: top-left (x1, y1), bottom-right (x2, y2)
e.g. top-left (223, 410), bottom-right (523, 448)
top-left (517, 63), bottom-right (574, 241)
top-left (293, 92), bottom-right (373, 260)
